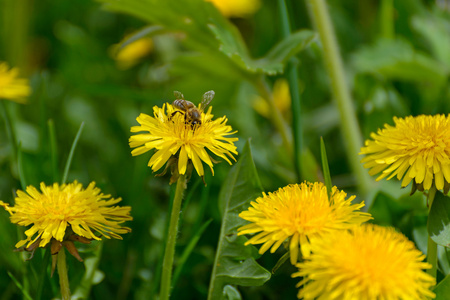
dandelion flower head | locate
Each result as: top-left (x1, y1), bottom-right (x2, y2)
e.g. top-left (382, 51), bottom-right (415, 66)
top-left (129, 97), bottom-right (238, 182)
top-left (0, 62), bottom-right (31, 103)
top-left (293, 224), bottom-right (436, 300)
top-left (360, 114), bottom-right (450, 192)
top-left (0, 181), bottom-right (132, 249)
top-left (206, 0), bottom-right (261, 18)
top-left (253, 78), bottom-right (291, 119)
top-left (237, 182), bottom-right (372, 264)
top-left (111, 35), bottom-right (153, 70)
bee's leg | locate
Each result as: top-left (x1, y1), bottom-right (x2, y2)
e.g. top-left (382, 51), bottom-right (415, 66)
top-left (169, 110), bottom-right (183, 120)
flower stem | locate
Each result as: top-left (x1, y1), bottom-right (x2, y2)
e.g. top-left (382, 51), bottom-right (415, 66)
top-left (426, 187), bottom-right (437, 279)
top-left (160, 174), bottom-right (186, 300)
top-left (306, 0), bottom-right (372, 196)
top-left (277, 0), bottom-right (303, 180)
top-left (0, 100), bottom-right (18, 163)
top-left (254, 76), bottom-right (293, 158)
top-left (57, 248), bottom-right (71, 300)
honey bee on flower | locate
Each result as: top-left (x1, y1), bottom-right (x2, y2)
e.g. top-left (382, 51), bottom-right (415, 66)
top-left (129, 91), bottom-right (238, 184)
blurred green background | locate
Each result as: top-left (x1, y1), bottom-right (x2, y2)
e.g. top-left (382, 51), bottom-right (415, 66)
top-left (0, 0), bottom-right (449, 299)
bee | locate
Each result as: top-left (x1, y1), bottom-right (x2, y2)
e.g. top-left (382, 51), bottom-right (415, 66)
top-left (171, 90), bottom-right (215, 126)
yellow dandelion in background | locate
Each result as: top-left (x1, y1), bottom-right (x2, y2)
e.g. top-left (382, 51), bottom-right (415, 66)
top-left (252, 78), bottom-right (291, 120)
top-left (0, 62), bottom-right (31, 103)
top-left (293, 224), bottom-right (436, 300)
top-left (0, 181), bottom-right (132, 255)
top-left (360, 114), bottom-right (450, 192)
top-left (237, 182), bottom-right (371, 265)
top-left (206, 0), bottom-right (261, 18)
top-left (129, 97), bottom-right (238, 183)
top-left (110, 36), bottom-right (153, 70)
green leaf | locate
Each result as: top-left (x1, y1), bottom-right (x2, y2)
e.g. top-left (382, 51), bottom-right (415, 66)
top-left (412, 15), bottom-right (450, 68)
top-left (209, 24), bottom-right (315, 75)
top-left (428, 191), bottom-right (450, 248)
top-left (223, 285), bottom-right (242, 300)
top-left (117, 25), bottom-right (165, 51)
top-left (433, 274), bottom-right (450, 299)
top-left (208, 140), bottom-right (271, 300)
top-left (352, 38), bottom-right (447, 84)
top-left (100, 0), bottom-right (315, 76)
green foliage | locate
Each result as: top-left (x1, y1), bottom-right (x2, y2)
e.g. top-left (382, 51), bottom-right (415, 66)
top-left (0, 0), bottom-right (449, 298)
top-left (428, 192), bottom-right (450, 248)
top-left (209, 140), bottom-right (271, 300)
top-left (434, 274), bottom-right (450, 300)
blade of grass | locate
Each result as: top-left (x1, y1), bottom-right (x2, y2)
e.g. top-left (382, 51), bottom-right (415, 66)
top-left (17, 142), bottom-right (27, 190)
top-left (320, 137), bottom-right (332, 199)
top-left (61, 122), bottom-right (85, 184)
top-left (47, 119), bottom-right (59, 183)
top-left (172, 219), bottom-right (213, 287)
top-left (271, 250), bottom-right (290, 274)
top-left (7, 271), bottom-right (33, 300)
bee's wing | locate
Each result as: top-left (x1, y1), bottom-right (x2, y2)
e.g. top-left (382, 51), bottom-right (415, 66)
top-left (174, 91), bottom-right (185, 100)
top-left (199, 90), bottom-right (215, 111)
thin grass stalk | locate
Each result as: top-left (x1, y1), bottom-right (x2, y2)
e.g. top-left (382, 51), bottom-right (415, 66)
top-left (305, 0), bottom-right (372, 196)
top-left (159, 174), bottom-right (186, 300)
top-left (61, 122), bottom-right (85, 184)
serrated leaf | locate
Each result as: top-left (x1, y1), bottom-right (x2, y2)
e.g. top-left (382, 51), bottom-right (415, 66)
top-left (100, 0), bottom-right (314, 76)
top-left (208, 140), bottom-right (271, 300)
top-left (428, 191), bottom-right (450, 248)
top-left (209, 24), bottom-right (315, 75)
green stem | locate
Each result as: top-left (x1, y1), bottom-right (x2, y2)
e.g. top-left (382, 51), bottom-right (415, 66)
top-left (277, 0), bottom-right (303, 181)
top-left (379, 0), bottom-right (395, 39)
top-left (306, 0), bottom-right (372, 196)
top-left (1, 101), bottom-right (18, 162)
top-left (426, 187), bottom-right (437, 279)
top-left (159, 174), bottom-right (186, 300)
top-left (254, 76), bottom-right (293, 158)
top-left (57, 248), bottom-right (71, 300)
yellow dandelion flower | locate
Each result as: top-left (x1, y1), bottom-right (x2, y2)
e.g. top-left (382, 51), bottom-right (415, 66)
top-left (0, 181), bottom-right (132, 250)
top-left (293, 224), bottom-right (436, 300)
top-left (0, 62), bottom-right (31, 103)
top-left (129, 99), bottom-right (238, 183)
top-left (206, 0), bottom-right (261, 18)
top-left (110, 36), bottom-right (153, 70)
top-left (360, 114), bottom-right (450, 192)
top-left (237, 182), bottom-right (372, 264)
top-left (252, 78), bottom-right (291, 119)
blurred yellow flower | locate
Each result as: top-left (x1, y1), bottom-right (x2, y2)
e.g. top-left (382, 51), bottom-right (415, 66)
top-left (0, 181), bottom-right (132, 252)
top-left (360, 114), bottom-right (450, 192)
top-left (252, 78), bottom-right (291, 119)
top-left (293, 224), bottom-right (436, 300)
top-left (111, 36), bottom-right (153, 70)
top-left (0, 62), bottom-right (31, 103)
top-left (237, 182), bottom-right (371, 265)
top-left (206, 0), bottom-right (261, 18)
top-left (129, 102), bottom-right (238, 183)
